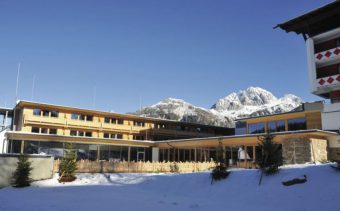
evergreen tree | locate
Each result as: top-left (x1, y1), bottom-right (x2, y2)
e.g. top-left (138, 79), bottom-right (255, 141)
top-left (257, 133), bottom-right (282, 184)
top-left (59, 143), bottom-right (77, 182)
top-left (13, 154), bottom-right (32, 188)
top-left (211, 142), bottom-right (230, 184)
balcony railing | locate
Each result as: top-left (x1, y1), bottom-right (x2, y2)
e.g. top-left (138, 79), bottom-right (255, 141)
top-left (316, 73), bottom-right (340, 87)
top-left (315, 47), bottom-right (340, 64)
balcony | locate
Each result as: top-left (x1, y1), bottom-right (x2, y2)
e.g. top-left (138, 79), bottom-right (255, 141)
top-left (316, 73), bottom-right (340, 88)
top-left (315, 47), bottom-right (340, 64)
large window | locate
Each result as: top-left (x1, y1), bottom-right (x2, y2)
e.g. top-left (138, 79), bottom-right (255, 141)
top-left (71, 113), bottom-right (79, 120)
top-left (134, 121), bottom-right (145, 127)
top-left (267, 121), bottom-right (286, 133)
top-left (248, 123), bottom-right (265, 134)
top-left (51, 111), bottom-right (59, 118)
top-left (235, 121), bottom-right (247, 135)
top-left (33, 109), bottom-right (41, 116)
top-left (31, 127), bottom-right (40, 133)
top-left (288, 118), bottom-right (306, 131)
top-left (72, 113), bottom-right (94, 121)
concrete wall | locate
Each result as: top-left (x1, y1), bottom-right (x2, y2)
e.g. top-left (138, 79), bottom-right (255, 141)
top-left (329, 148), bottom-right (340, 161)
top-left (0, 154), bottom-right (54, 188)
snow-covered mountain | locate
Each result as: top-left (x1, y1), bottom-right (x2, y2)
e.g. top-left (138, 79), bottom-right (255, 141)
top-left (211, 87), bottom-right (303, 119)
top-left (134, 98), bottom-right (234, 127)
top-left (133, 87), bottom-right (303, 127)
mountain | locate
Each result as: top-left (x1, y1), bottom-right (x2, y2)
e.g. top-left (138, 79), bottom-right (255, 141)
top-left (133, 87), bottom-right (303, 127)
top-left (211, 87), bottom-right (303, 119)
top-left (134, 98), bottom-right (234, 127)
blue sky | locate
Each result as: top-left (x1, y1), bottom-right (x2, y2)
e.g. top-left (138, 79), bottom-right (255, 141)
top-left (0, 0), bottom-right (332, 112)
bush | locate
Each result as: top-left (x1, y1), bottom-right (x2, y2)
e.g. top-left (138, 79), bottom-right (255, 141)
top-left (13, 154), bottom-right (32, 188)
top-left (211, 143), bottom-right (230, 184)
top-left (257, 133), bottom-right (282, 176)
top-left (170, 162), bottom-right (179, 173)
top-left (211, 164), bottom-right (230, 184)
top-left (59, 144), bottom-right (77, 182)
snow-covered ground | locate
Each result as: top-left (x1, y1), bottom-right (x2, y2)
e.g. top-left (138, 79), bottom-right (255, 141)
top-left (0, 164), bottom-right (339, 211)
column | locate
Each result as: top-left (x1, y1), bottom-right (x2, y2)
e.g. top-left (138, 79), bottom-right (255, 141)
top-left (128, 146), bottom-right (131, 162)
top-left (20, 140), bottom-right (25, 154)
top-left (152, 147), bottom-right (159, 162)
top-left (244, 145), bottom-right (248, 168)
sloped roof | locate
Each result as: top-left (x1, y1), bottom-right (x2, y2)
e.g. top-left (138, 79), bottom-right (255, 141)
top-left (275, 1), bottom-right (340, 38)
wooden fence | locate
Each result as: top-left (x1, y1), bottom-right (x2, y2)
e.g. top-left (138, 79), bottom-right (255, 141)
top-left (53, 160), bottom-right (217, 173)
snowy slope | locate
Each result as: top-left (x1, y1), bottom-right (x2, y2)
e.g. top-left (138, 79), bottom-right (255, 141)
top-left (134, 87), bottom-right (303, 127)
top-left (0, 164), bottom-right (338, 211)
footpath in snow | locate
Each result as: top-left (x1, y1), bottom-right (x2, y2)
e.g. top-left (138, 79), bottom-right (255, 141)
top-left (0, 164), bottom-right (339, 211)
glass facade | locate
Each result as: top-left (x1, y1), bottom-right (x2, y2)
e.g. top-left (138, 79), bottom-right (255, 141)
top-left (8, 140), bottom-right (151, 162)
top-left (235, 121), bottom-right (247, 135)
top-left (248, 123), bottom-right (265, 134)
top-left (288, 118), bottom-right (307, 131)
top-left (267, 120), bottom-right (286, 133)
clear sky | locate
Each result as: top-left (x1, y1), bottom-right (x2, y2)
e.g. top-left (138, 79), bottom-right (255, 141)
top-left (0, 0), bottom-right (333, 113)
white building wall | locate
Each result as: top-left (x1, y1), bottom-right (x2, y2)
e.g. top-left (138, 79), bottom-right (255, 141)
top-left (0, 130), bottom-right (7, 154)
top-left (322, 103), bottom-right (340, 131)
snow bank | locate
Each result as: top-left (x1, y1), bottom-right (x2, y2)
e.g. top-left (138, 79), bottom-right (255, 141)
top-left (0, 164), bottom-right (338, 211)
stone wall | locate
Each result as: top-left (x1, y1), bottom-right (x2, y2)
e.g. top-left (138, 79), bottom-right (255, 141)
top-left (0, 154), bottom-right (54, 188)
top-left (282, 138), bottom-right (312, 164)
top-left (282, 138), bottom-right (328, 164)
top-left (329, 147), bottom-right (340, 161)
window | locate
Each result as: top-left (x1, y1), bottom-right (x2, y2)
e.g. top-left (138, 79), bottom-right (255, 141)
top-left (235, 121), bottom-right (247, 135)
top-left (110, 134), bottom-right (116, 139)
top-left (71, 113), bottom-right (79, 120)
top-left (31, 127), bottom-right (40, 133)
top-left (85, 132), bottom-right (92, 137)
top-left (49, 128), bottom-right (57, 135)
top-left (248, 123), bottom-right (265, 134)
top-left (133, 135), bottom-right (145, 140)
top-left (103, 133), bottom-right (110, 138)
top-left (267, 121), bottom-right (286, 133)
top-left (117, 119), bottom-right (124, 125)
top-left (86, 115), bottom-right (93, 121)
top-left (41, 128), bottom-right (48, 134)
top-left (104, 117), bottom-right (111, 123)
top-left (51, 111), bottom-right (59, 118)
top-left (42, 110), bottom-right (50, 117)
top-left (33, 109), bottom-right (41, 116)
top-left (70, 130), bottom-right (77, 136)
top-left (79, 114), bottom-right (86, 121)
top-left (78, 131), bottom-right (85, 136)
top-left (116, 134), bottom-right (123, 139)
top-left (288, 118), bottom-right (306, 131)
top-left (134, 121), bottom-right (145, 127)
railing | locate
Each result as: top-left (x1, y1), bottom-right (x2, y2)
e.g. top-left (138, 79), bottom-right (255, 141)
top-left (315, 47), bottom-right (340, 63)
top-left (316, 74), bottom-right (340, 87)
top-left (53, 160), bottom-right (217, 173)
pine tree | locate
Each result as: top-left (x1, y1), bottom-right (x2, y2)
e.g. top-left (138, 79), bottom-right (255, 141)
top-left (257, 133), bottom-right (282, 185)
top-left (211, 142), bottom-right (230, 184)
top-left (59, 143), bottom-right (77, 182)
top-left (13, 154), bottom-right (32, 188)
